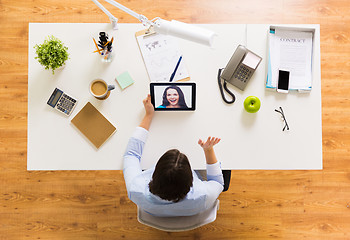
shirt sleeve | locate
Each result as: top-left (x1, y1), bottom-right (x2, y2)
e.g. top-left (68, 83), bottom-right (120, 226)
top-left (204, 161), bottom-right (224, 209)
top-left (123, 127), bottom-right (149, 197)
top-left (206, 162), bottom-right (224, 186)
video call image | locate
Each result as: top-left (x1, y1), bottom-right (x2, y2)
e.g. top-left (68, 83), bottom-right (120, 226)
top-left (153, 85), bottom-right (193, 109)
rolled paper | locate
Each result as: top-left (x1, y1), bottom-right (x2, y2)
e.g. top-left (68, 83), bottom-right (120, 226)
top-left (153, 19), bottom-right (216, 47)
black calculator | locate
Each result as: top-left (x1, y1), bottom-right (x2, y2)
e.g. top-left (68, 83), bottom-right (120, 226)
top-left (47, 88), bottom-right (77, 116)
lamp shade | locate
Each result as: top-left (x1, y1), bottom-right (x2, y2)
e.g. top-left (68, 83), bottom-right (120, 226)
top-left (153, 19), bottom-right (216, 46)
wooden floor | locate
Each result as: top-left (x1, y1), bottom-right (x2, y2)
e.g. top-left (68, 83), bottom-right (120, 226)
top-left (1, 0), bottom-right (350, 239)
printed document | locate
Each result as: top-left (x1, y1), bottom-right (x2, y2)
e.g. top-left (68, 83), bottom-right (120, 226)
top-left (268, 29), bottom-right (313, 90)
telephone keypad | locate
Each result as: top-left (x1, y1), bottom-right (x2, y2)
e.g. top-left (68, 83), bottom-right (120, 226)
top-left (234, 65), bottom-right (252, 83)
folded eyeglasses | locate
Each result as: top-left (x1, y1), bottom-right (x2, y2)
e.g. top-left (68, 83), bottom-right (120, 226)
top-left (275, 107), bottom-right (289, 131)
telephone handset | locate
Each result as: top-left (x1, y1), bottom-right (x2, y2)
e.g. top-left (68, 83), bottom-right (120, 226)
top-left (218, 45), bottom-right (262, 104)
top-left (221, 45), bottom-right (262, 90)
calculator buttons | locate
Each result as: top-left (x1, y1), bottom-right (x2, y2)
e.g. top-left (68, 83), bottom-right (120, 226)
top-left (47, 88), bottom-right (77, 116)
top-left (56, 93), bottom-right (77, 116)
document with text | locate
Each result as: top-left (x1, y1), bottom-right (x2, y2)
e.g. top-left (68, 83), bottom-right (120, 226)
top-left (267, 28), bottom-right (313, 91)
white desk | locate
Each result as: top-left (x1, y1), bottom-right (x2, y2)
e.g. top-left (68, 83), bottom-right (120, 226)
top-left (28, 23), bottom-right (322, 170)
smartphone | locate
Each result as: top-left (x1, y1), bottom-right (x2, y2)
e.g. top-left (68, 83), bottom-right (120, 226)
top-left (277, 69), bottom-right (290, 93)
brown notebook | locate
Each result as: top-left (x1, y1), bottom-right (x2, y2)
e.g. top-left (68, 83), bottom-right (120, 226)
top-left (71, 102), bottom-right (116, 149)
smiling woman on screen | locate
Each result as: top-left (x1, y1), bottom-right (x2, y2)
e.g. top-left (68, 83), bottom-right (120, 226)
top-left (157, 86), bottom-right (188, 109)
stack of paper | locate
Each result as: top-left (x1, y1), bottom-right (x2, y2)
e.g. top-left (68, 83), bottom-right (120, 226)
top-left (116, 71), bottom-right (134, 90)
top-left (266, 27), bottom-right (314, 91)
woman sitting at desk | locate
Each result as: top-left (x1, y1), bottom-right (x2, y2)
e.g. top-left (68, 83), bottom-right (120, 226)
top-left (123, 95), bottom-right (224, 217)
top-left (157, 86), bottom-right (188, 109)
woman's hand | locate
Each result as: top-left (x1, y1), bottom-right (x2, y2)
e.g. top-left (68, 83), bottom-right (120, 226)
top-left (198, 137), bottom-right (221, 151)
top-left (143, 94), bottom-right (154, 117)
top-left (198, 137), bottom-right (221, 165)
top-left (139, 94), bottom-right (154, 130)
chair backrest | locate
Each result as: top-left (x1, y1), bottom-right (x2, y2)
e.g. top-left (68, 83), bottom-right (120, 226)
top-left (137, 200), bottom-right (219, 232)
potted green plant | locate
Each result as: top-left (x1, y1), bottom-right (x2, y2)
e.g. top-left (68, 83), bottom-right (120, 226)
top-left (34, 35), bottom-right (69, 74)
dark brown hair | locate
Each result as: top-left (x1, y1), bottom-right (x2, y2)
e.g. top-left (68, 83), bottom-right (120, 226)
top-left (149, 149), bottom-right (193, 202)
top-left (161, 86), bottom-right (188, 108)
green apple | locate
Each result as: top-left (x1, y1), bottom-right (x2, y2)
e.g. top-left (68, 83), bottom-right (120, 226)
top-left (244, 96), bottom-right (261, 113)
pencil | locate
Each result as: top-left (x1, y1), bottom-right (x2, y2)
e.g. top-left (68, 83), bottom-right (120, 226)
top-left (103, 37), bottom-right (114, 47)
top-left (93, 38), bottom-right (102, 54)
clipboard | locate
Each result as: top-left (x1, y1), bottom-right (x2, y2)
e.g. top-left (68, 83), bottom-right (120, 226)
top-left (135, 29), bottom-right (190, 82)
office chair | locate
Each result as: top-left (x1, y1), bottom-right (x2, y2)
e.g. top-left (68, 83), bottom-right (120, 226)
top-left (137, 170), bottom-right (231, 231)
top-left (137, 199), bottom-right (220, 232)
top-left (222, 170), bottom-right (231, 192)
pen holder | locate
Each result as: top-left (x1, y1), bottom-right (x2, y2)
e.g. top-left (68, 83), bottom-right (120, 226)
top-left (100, 47), bottom-right (113, 63)
top-left (93, 32), bottom-right (114, 63)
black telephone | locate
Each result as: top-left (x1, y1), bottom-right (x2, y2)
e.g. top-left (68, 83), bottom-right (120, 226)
top-left (218, 45), bottom-right (262, 104)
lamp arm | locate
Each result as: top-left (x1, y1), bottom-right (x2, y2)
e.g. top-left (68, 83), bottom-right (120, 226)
top-left (103, 0), bottom-right (152, 26)
top-left (91, 0), bottom-right (118, 29)
top-left (91, 0), bottom-right (216, 46)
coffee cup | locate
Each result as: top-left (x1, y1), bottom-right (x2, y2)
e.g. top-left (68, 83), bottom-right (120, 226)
top-left (90, 79), bottom-right (115, 99)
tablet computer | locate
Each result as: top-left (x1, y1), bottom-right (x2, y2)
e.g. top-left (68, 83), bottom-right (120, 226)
top-left (150, 82), bottom-right (196, 111)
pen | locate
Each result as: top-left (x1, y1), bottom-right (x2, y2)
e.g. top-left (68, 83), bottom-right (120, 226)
top-left (169, 55), bottom-right (182, 82)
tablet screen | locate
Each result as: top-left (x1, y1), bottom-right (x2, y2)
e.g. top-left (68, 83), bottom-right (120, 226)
top-left (150, 82), bottom-right (196, 111)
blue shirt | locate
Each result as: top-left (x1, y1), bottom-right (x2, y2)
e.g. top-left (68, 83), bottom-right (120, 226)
top-left (123, 127), bottom-right (224, 217)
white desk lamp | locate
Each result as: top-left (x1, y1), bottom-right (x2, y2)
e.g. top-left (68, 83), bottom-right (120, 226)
top-left (91, 0), bottom-right (216, 46)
